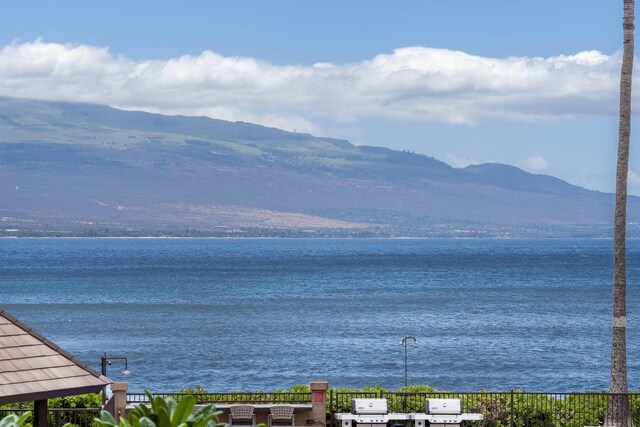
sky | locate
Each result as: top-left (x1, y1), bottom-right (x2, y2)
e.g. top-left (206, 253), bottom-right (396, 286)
top-left (0, 0), bottom-right (636, 194)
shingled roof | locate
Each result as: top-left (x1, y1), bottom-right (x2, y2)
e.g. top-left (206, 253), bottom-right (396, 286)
top-left (0, 308), bottom-right (111, 404)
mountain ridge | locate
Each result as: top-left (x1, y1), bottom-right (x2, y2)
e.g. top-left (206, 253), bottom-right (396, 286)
top-left (0, 96), bottom-right (633, 237)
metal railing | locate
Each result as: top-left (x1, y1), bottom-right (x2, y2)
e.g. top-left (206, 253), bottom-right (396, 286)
top-left (0, 408), bottom-right (102, 427)
top-left (329, 391), bottom-right (640, 427)
top-left (127, 391), bottom-right (312, 405)
top-left (49, 408), bottom-right (103, 427)
top-left (22, 389), bottom-right (633, 427)
top-left (329, 391), bottom-right (380, 424)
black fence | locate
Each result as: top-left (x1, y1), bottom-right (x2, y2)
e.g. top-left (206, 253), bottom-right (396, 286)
top-left (0, 390), bottom-right (638, 426)
top-left (49, 408), bottom-right (102, 427)
top-left (329, 391), bottom-right (379, 422)
top-left (0, 408), bottom-right (101, 427)
top-left (329, 390), bottom-right (640, 427)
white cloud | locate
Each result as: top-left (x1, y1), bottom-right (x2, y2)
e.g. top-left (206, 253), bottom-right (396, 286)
top-left (0, 40), bottom-right (629, 131)
top-left (516, 154), bottom-right (550, 172)
top-left (628, 170), bottom-right (640, 187)
top-left (445, 153), bottom-right (479, 168)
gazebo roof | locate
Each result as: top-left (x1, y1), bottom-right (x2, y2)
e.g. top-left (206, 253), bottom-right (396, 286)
top-left (0, 308), bottom-right (111, 404)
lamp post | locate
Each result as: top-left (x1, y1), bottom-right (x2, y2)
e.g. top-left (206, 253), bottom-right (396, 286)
top-left (101, 353), bottom-right (130, 376)
top-left (100, 353), bottom-right (130, 403)
top-left (400, 336), bottom-right (417, 388)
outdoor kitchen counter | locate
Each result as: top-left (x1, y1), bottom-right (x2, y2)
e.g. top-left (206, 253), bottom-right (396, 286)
top-left (412, 412), bottom-right (484, 426)
top-left (125, 403), bottom-right (313, 411)
top-left (335, 412), bottom-right (412, 427)
top-left (335, 413), bottom-right (412, 420)
top-left (209, 404), bottom-right (312, 411)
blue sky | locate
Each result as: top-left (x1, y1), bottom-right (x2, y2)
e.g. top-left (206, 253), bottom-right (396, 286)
top-left (0, 1), bottom-right (635, 193)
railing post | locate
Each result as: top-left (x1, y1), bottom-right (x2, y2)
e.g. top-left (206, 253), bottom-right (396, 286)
top-left (329, 389), bottom-right (334, 427)
top-left (310, 381), bottom-right (329, 427)
top-left (509, 390), bottom-right (514, 427)
top-left (33, 399), bottom-right (47, 427)
top-left (111, 382), bottom-right (129, 422)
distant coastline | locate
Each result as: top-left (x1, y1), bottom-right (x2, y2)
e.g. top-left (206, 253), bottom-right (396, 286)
top-left (0, 225), bottom-right (627, 239)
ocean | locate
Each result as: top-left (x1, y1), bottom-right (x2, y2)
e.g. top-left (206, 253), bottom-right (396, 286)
top-left (1, 238), bottom-right (639, 393)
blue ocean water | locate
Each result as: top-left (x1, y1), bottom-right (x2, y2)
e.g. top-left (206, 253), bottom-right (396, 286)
top-left (1, 238), bottom-right (639, 393)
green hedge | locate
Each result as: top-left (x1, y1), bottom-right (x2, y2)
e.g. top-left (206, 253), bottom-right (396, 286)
top-left (4, 387), bottom-right (638, 427)
top-left (324, 387), bottom-right (640, 427)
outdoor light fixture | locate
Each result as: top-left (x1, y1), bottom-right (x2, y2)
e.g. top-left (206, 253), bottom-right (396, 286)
top-left (400, 336), bottom-right (417, 388)
top-left (100, 353), bottom-right (130, 376)
top-left (100, 352), bottom-right (130, 404)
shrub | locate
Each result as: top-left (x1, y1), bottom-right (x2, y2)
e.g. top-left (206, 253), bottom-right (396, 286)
top-left (0, 412), bottom-right (33, 427)
top-left (50, 394), bottom-right (103, 409)
top-left (95, 391), bottom-right (225, 427)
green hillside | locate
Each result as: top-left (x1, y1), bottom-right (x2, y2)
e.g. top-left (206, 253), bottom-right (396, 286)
top-left (0, 97), bottom-right (632, 237)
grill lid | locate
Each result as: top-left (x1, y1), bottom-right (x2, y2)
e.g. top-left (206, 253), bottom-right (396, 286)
top-left (425, 399), bottom-right (462, 415)
top-left (351, 398), bottom-right (388, 415)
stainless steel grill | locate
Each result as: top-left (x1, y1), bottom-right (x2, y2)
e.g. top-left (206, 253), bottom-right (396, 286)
top-left (413, 398), bottom-right (482, 427)
top-left (336, 398), bottom-right (412, 427)
top-left (349, 398), bottom-right (389, 427)
top-left (336, 397), bottom-right (479, 427)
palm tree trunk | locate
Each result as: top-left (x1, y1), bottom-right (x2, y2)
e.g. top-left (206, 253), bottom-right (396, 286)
top-left (606, 0), bottom-right (635, 426)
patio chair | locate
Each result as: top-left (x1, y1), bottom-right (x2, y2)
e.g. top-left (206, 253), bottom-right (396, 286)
top-left (268, 405), bottom-right (295, 427)
top-left (229, 405), bottom-right (256, 427)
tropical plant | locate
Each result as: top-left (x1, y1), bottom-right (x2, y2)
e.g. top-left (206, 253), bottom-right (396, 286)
top-left (95, 391), bottom-right (225, 427)
top-left (0, 413), bottom-right (32, 427)
top-left (607, 0), bottom-right (636, 426)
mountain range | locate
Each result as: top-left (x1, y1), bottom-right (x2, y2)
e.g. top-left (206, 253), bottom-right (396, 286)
top-left (0, 96), bottom-right (634, 237)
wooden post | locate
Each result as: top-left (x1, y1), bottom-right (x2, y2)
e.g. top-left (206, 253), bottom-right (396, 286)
top-left (310, 381), bottom-right (329, 427)
top-left (33, 399), bottom-right (48, 427)
top-left (111, 382), bottom-right (129, 422)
